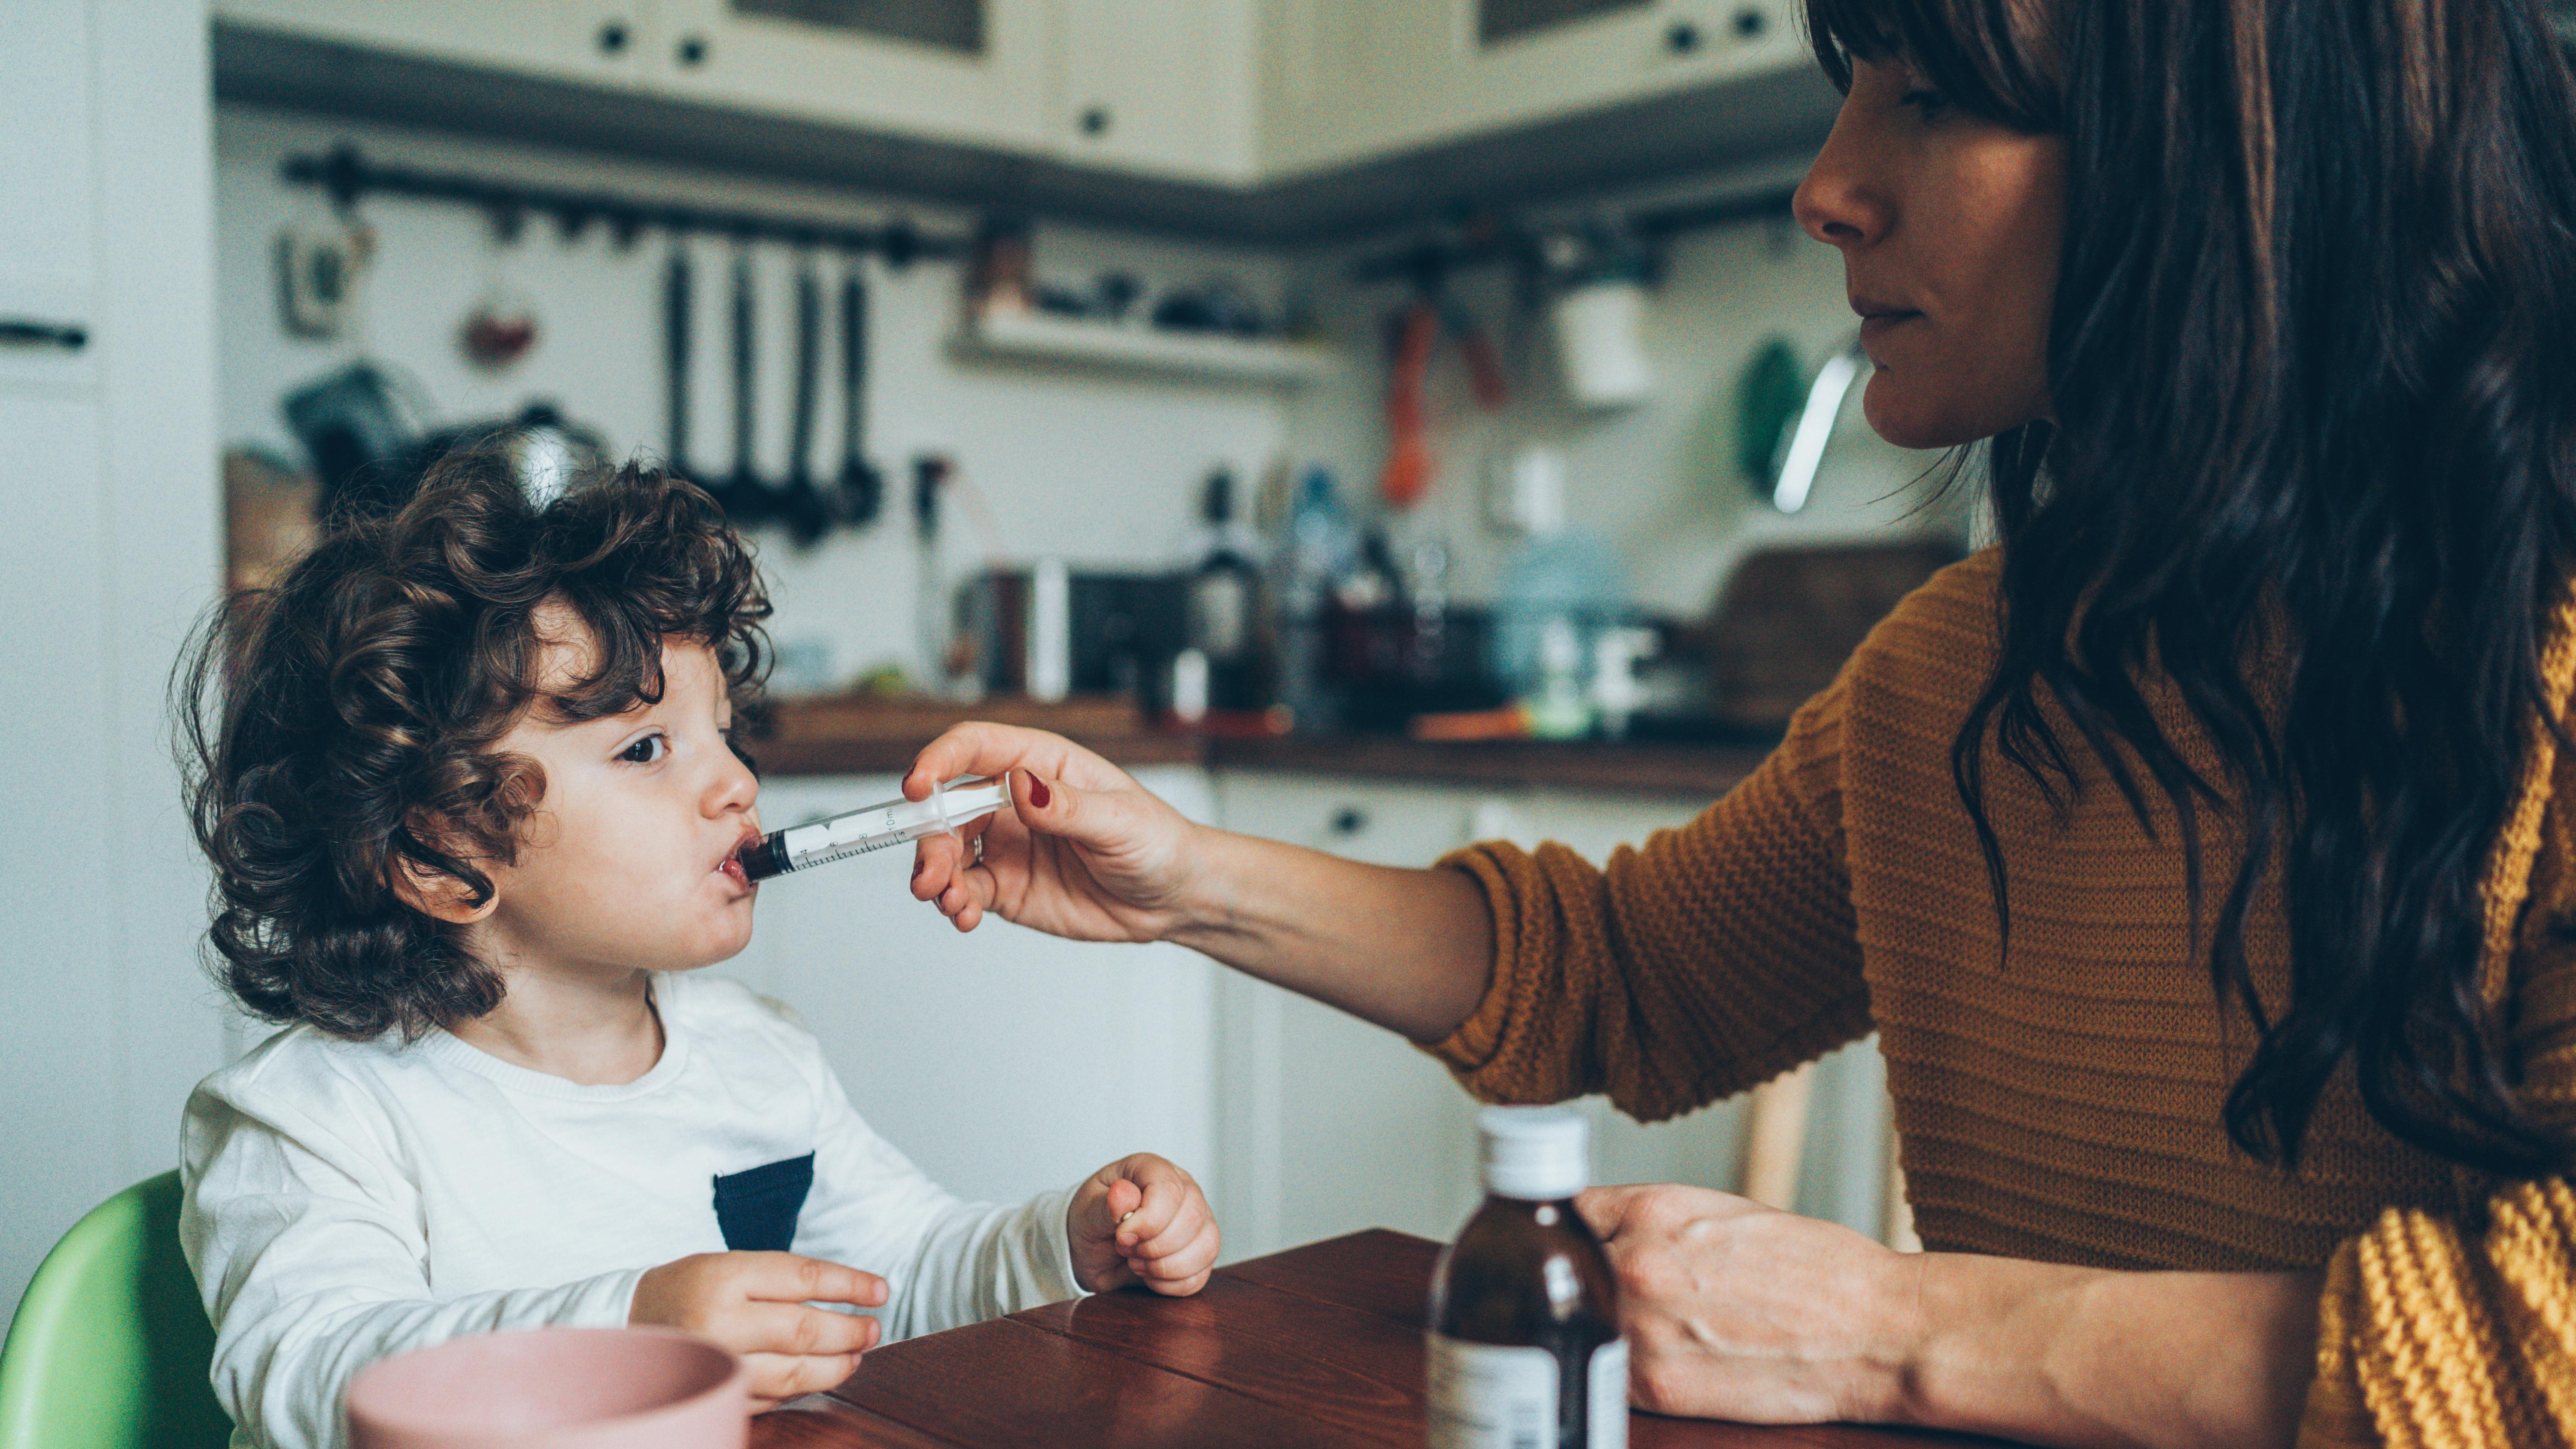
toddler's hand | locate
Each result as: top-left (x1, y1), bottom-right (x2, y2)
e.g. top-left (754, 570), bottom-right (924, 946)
top-left (1068, 1153), bottom-right (1220, 1296)
top-left (629, 1251), bottom-right (889, 1409)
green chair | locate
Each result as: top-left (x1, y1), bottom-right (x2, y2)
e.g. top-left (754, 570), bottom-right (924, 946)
top-left (0, 1170), bottom-right (232, 1449)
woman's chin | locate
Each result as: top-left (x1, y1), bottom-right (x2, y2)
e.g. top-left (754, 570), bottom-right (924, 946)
top-left (1860, 374), bottom-right (2015, 451)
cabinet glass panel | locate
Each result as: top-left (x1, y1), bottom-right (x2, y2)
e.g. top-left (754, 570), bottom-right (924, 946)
top-left (1479, 0), bottom-right (1651, 47)
top-left (729, 0), bottom-right (983, 55)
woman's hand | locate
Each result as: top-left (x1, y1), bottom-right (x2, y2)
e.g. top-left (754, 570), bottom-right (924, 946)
top-left (1578, 1182), bottom-right (2322, 1449)
top-left (905, 723), bottom-right (1203, 941)
top-left (1576, 1184), bottom-right (1915, 1424)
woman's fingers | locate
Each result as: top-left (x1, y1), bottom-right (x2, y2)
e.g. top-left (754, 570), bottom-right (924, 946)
top-left (905, 723), bottom-right (1105, 802)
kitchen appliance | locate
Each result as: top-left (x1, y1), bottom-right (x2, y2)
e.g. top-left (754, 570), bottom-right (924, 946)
top-left (281, 361), bottom-right (427, 519)
top-left (960, 567), bottom-right (1189, 711)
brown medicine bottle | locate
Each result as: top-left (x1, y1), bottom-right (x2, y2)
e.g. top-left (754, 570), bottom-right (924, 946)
top-left (1427, 1107), bottom-right (1627, 1449)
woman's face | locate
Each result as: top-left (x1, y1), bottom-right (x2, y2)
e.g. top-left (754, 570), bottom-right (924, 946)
top-left (1793, 55), bottom-right (2068, 450)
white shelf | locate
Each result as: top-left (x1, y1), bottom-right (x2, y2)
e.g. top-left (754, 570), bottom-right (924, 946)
top-left (953, 309), bottom-right (1337, 385)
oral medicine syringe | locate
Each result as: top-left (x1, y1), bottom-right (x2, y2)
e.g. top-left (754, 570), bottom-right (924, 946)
top-left (734, 775), bottom-right (1013, 883)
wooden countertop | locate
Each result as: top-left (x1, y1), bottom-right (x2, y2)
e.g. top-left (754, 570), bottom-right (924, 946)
top-left (754, 697), bottom-right (1771, 799)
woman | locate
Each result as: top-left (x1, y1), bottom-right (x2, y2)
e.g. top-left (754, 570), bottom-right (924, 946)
top-left (903, 0), bottom-right (2576, 1443)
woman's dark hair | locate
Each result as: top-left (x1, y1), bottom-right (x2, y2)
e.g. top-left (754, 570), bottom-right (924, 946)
top-left (179, 453), bottom-right (772, 1041)
top-left (1804, 0), bottom-right (2576, 1177)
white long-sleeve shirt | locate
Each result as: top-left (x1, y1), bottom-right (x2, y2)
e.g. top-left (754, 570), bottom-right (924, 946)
top-left (179, 972), bottom-right (1082, 1449)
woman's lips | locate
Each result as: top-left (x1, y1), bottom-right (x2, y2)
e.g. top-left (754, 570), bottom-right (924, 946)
top-left (1859, 311), bottom-right (1922, 346)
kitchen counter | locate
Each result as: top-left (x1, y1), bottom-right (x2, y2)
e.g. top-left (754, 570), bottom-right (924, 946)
top-left (754, 696), bottom-right (1771, 799)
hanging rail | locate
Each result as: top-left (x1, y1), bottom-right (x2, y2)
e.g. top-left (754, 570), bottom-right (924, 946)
top-left (1346, 182), bottom-right (1801, 287)
top-left (280, 142), bottom-right (973, 264)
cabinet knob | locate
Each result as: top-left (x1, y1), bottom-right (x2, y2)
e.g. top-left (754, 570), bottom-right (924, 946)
top-left (0, 318), bottom-right (88, 350)
top-left (1665, 19), bottom-right (1702, 54)
top-left (1329, 807), bottom-right (1368, 837)
top-left (676, 33), bottom-right (708, 67)
top-left (1079, 106), bottom-right (1112, 138)
top-left (596, 19), bottom-right (629, 54)
top-left (1732, 7), bottom-right (1768, 39)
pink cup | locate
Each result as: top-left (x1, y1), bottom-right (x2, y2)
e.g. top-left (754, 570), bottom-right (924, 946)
top-left (344, 1327), bottom-right (748, 1449)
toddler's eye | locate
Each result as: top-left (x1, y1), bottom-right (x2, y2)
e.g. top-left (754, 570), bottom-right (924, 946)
top-left (619, 734), bottom-right (669, 765)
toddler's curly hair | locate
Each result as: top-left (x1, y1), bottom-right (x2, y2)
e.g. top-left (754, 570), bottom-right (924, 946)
top-left (179, 452), bottom-right (771, 1040)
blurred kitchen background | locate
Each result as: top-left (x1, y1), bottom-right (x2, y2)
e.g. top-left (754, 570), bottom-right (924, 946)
top-left (6, 0), bottom-right (1980, 1323)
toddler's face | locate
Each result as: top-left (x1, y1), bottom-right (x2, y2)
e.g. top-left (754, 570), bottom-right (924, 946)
top-left (471, 628), bottom-right (762, 978)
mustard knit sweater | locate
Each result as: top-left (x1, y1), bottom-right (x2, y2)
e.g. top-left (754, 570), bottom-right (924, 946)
top-left (1431, 549), bottom-right (2576, 1448)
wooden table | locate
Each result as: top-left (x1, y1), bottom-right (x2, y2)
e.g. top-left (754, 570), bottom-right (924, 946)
top-left (750, 1229), bottom-right (2024, 1449)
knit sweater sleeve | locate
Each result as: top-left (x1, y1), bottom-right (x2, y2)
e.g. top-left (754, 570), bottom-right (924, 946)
top-left (2297, 741), bottom-right (2576, 1447)
top-left (1424, 668), bottom-right (1874, 1123)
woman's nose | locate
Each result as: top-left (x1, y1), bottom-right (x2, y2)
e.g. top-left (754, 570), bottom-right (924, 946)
top-left (1794, 102), bottom-right (1893, 250)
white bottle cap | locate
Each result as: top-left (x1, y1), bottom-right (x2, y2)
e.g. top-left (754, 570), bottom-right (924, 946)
top-left (1479, 1106), bottom-right (1589, 1201)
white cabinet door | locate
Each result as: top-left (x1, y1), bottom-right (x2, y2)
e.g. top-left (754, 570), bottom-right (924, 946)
top-left (0, 394), bottom-right (118, 1318)
top-left (653, 0), bottom-right (1051, 154)
top-left (213, 0), bottom-right (626, 82)
top-left (1210, 773), bottom-right (1497, 1259)
top-left (1051, 0), bottom-right (1256, 183)
top-left (720, 769), bottom-right (1219, 1212)
top-left (1263, 0), bottom-right (1807, 176)
top-left (0, 0), bottom-right (96, 395)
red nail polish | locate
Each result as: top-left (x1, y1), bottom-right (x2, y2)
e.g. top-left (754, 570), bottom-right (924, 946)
top-left (1028, 775), bottom-right (1052, 808)
top-left (911, 858), bottom-right (925, 881)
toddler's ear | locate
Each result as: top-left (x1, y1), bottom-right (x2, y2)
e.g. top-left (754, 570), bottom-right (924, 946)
top-left (388, 835), bottom-right (502, 925)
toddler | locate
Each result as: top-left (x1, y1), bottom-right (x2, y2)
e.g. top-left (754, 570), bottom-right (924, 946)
top-left (177, 457), bottom-right (1219, 1449)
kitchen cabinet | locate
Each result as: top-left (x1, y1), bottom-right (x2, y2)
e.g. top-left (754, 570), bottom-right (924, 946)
top-left (1051, 0), bottom-right (1257, 183)
top-left (214, 0), bottom-right (638, 86)
top-left (653, 0), bottom-right (1052, 155)
top-left (214, 0), bottom-right (1834, 225)
top-left (1261, 0), bottom-right (1807, 177)
top-left (0, 0), bottom-right (97, 395)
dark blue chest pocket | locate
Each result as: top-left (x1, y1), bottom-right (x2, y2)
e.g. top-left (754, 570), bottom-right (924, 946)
top-left (711, 1153), bottom-right (815, 1252)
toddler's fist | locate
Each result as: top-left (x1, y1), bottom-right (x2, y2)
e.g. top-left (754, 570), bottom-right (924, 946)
top-left (1068, 1153), bottom-right (1219, 1296)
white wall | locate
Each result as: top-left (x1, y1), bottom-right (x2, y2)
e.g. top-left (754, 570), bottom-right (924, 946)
top-left (215, 104), bottom-right (1302, 691)
top-left (1, 0), bottom-right (225, 1328)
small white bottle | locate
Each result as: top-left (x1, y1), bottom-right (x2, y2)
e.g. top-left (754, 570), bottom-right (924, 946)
top-left (1427, 1108), bottom-right (1628, 1449)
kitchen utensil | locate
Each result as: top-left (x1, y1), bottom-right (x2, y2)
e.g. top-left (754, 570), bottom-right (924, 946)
top-left (1769, 333), bottom-right (1867, 514)
top-left (1735, 335), bottom-right (1807, 496)
top-left (775, 254), bottom-right (832, 545)
top-left (274, 215), bottom-right (373, 340)
top-left (835, 256), bottom-right (883, 527)
top-left (1552, 276), bottom-right (1654, 407)
top-left (716, 245), bottom-right (772, 524)
top-left (343, 1327), bottom-right (746, 1449)
top-left (662, 247), bottom-right (700, 489)
top-left (1381, 300), bottom-right (1439, 508)
top-left (1379, 295), bottom-right (1507, 509)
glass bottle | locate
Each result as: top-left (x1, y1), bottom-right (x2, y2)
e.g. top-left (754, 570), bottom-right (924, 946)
top-left (1428, 1108), bottom-right (1627, 1449)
